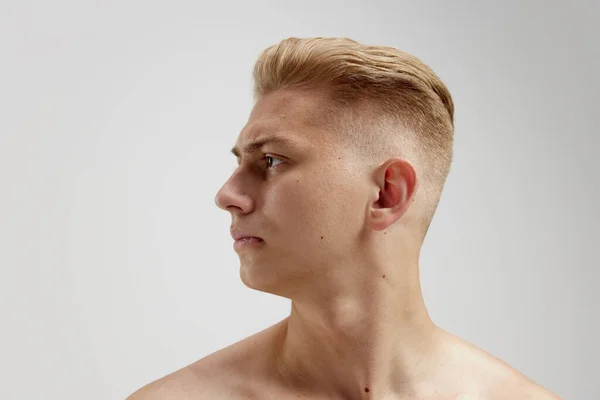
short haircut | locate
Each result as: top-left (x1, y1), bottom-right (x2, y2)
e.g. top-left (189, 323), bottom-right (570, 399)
top-left (252, 37), bottom-right (454, 238)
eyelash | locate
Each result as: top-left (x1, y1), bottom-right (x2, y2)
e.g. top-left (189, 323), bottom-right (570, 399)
top-left (262, 154), bottom-right (285, 169)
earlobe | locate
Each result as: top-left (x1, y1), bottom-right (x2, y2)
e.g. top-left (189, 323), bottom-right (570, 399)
top-left (369, 205), bottom-right (392, 231)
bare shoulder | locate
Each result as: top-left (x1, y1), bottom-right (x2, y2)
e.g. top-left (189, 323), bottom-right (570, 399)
top-left (468, 349), bottom-right (563, 399)
top-left (125, 324), bottom-right (280, 400)
top-left (438, 332), bottom-right (562, 399)
top-left (125, 365), bottom-right (217, 400)
top-left (483, 367), bottom-right (563, 399)
top-left (479, 369), bottom-right (562, 399)
top-left (125, 347), bottom-right (248, 400)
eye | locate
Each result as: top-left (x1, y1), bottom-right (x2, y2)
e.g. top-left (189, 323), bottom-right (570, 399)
top-left (263, 154), bottom-right (285, 169)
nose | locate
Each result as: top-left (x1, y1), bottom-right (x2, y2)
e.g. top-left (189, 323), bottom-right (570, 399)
top-left (214, 174), bottom-right (254, 214)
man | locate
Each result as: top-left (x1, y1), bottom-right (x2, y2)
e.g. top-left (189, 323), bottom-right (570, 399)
top-left (127, 37), bottom-right (561, 399)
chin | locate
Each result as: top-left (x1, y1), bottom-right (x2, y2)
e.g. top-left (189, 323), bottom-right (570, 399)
top-left (238, 261), bottom-right (294, 299)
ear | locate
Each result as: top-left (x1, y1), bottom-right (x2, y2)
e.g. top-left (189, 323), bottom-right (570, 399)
top-left (368, 158), bottom-right (419, 231)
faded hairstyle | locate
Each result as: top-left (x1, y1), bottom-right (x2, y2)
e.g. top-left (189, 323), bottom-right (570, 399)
top-left (252, 37), bottom-right (454, 239)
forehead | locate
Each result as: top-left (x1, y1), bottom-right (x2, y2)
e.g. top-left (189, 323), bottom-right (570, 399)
top-left (235, 89), bottom-right (335, 149)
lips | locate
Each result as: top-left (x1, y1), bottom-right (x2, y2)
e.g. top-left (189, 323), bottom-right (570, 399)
top-left (232, 235), bottom-right (264, 251)
top-left (230, 230), bottom-right (263, 241)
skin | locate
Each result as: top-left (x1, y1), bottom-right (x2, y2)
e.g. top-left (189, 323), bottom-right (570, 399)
top-left (126, 88), bottom-right (562, 400)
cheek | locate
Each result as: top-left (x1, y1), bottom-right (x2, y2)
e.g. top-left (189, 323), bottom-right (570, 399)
top-left (269, 178), bottom-right (319, 226)
top-left (270, 174), bottom-right (362, 241)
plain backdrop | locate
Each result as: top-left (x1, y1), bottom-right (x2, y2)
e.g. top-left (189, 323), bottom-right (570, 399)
top-left (1, 1), bottom-right (598, 399)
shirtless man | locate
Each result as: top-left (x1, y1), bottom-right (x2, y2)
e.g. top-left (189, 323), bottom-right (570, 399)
top-left (127, 37), bottom-right (562, 399)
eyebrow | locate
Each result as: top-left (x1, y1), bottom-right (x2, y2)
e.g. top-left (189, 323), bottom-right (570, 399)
top-left (231, 134), bottom-right (301, 158)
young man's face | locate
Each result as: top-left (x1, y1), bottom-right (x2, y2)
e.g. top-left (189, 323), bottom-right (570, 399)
top-left (215, 89), bottom-right (372, 298)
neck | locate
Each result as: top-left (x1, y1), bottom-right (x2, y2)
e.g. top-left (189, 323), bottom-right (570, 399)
top-left (270, 257), bottom-right (445, 399)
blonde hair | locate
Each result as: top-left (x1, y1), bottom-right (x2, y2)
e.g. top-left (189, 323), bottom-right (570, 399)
top-left (252, 37), bottom-right (454, 237)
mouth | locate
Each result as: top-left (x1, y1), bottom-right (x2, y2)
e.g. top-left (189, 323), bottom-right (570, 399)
top-left (233, 236), bottom-right (264, 250)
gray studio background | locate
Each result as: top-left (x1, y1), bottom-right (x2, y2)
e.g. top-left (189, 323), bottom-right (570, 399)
top-left (1, 1), bottom-right (598, 399)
